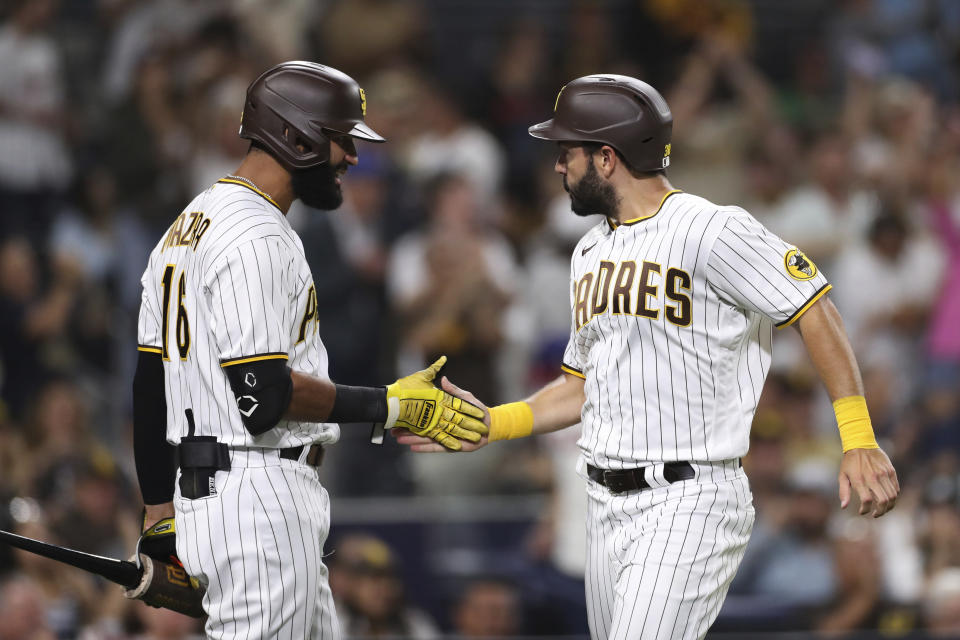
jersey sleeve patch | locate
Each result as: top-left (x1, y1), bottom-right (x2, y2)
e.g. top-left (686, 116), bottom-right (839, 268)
top-left (561, 363), bottom-right (586, 379)
top-left (784, 248), bottom-right (818, 281)
top-left (775, 283), bottom-right (832, 329)
top-left (220, 352), bottom-right (289, 368)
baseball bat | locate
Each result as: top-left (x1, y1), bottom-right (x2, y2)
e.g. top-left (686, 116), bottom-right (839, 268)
top-left (0, 529), bottom-right (141, 588)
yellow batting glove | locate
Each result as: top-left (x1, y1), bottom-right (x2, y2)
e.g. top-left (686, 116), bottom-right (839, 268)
top-left (383, 356), bottom-right (488, 450)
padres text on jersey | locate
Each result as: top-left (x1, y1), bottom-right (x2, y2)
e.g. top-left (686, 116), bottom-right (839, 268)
top-left (562, 191), bottom-right (830, 468)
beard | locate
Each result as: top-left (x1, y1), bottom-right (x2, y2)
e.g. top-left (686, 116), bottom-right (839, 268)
top-left (291, 160), bottom-right (347, 210)
top-left (564, 157), bottom-right (619, 218)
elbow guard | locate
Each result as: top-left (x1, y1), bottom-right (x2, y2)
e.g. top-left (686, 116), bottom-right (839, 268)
top-left (223, 359), bottom-right (293, 436)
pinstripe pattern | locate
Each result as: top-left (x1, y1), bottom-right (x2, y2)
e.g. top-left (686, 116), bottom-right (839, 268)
top-left (563, 192), bottom-right (826, 639)
top-left (138, 180), bottom-right (341, 637)
top-left (562, 193), bottom-right (829, 468)
top-left (584, 461), bottom-right (753, 640)
top-left (136, 180), bottom-right (340, 448)
top-left (175, 450), bottom-right (339, 639)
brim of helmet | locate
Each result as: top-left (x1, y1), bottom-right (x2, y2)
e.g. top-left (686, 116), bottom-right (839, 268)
top-left (347, 121), bottom-right (386, 143)
top-left (528, 119), bottom-right (583, 142)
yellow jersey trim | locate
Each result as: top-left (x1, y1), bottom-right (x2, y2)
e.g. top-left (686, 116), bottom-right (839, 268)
top-left (776, 284), bottom-right (832, 329)
top-left (137, 345), bottom-right (163, 354)
top-left (220, 353), bottom-right (290, 368)
top-left (561, 363), bottom-right (586, 379)
top-left (609, 190), bottom-right (683, 228)
top-left (217, 178), bottom-right (281, 211)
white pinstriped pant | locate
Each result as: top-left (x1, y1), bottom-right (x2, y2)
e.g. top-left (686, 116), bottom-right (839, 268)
top-left (585, 459), bottom-right (754, 640)
top-left (175, 448), bottom-right (341, 640)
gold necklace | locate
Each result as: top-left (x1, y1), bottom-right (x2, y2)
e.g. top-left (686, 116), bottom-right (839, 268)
top-left (227, 174), bottom-right (269, 196)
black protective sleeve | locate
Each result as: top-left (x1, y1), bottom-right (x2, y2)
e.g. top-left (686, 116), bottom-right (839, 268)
top-left (223, 359), bottom-right (293, 436)
top-left (328, 385), bottom-right (388, 423)
top-left (133, 350), bottom-right (176, 504)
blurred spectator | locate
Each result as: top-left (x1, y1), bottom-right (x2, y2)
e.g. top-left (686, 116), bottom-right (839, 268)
top-left (666, 29), bottom-right (791, 205)
top-left (49, 455), bottom-right (136, 562)
top-left (49, 164), bottom-right (153, 311)
top-left (903, 373), bottom-right (960, 463)
top-left (729, 459), bottom-right (881, 632)
top-left (99, 0), bottom-right (222, 105)
top-left (925, 567), bottom-right (960, 635)
top-left (102, 55), bottom-right (191, 226)
top-left (452, 576), bottom-right (522, 638)
top-left (303, 150), bottom-right (416, 497)
top-left (330, 534), bottom-right (439, 639)
top-left (0, 574), bottom-right (57, 640)
top-left (0, 239), bottom-right (79, 419)
top-left (766, 130), bottom-right (879, 270)
top-left (925, 198), bottom-right (960, 370)
top-left (0, 0), bottom-right (71, 244)
top-left (25, 380), bottom-right (117, 522)
top-left (388, 172), bottom-right (524, 492)
top-left (231, 0), bottom-right (316, 62)
top-left (560, 0), bottom-right (619, 84)
top-left (739, 139), bottom-right (797, 225)
top-left (316, 0), bottom-right (425, 77)
top-left (405, 80), bottom-right (506, 204)
top-left (129, 605), bottom-right (203, 640)
top-left (185, 76), bottom-right (251, 195)
top-left (830, 0), bottom-right (959, 99)
top-left (0, 418), bottom-right (31, 496)
top-left (305, 150), bottom-right (407, 386)
top-left (918, 470), bottom-right (960, 575)
top-left (484, 20), bottom-right (553, 204)
top-left (520, 191), bottom-right (596, 390)
top-left (11, 518), bottom-right (103, 637)
top-left (388, 172), bottom-right (515, 405)
top-left (831, 210), bottom-right (943, 402)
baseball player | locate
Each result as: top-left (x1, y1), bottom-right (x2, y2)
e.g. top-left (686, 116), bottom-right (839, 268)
top-left (397, 75), bottom-right (900, 640)
top-left (130, 61), bottom-right (486, 638)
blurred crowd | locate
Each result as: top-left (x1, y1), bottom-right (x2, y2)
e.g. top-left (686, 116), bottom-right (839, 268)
top-left (0, 0), bottom-right (959, 637)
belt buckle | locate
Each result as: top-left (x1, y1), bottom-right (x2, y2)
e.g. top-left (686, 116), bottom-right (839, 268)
top-left (603, 470), bottom-right (632, 494)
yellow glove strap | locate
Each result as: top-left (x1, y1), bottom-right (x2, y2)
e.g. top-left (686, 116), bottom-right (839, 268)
top-left (489, 402), bottom-right (534, 441)
top-left (834, 395), bottom-right (879, 452)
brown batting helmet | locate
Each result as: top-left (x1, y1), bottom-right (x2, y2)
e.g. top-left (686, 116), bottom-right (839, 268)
top-left (239, 61), bottom-right (385, 171)
top-left (529, 74), bottom-right (672, 172)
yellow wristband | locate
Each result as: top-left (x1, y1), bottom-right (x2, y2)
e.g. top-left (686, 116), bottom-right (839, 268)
top-left (833, 395), bottom-right (879, 452)
top-left (488, 402), bottom-right (534, 441)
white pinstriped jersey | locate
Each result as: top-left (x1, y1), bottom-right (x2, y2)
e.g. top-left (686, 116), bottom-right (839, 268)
top-left (137, 178), bottom-right (340, 449)
top-left (562, 191), bottom-right (830, 468)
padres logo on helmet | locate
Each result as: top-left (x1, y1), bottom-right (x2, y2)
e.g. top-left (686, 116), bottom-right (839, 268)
top-left (784, 249), bottom-right (817, 280)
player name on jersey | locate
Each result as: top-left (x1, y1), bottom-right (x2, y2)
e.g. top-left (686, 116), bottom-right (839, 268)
top-left (138, 179), bottom-right (338, 449)
top-left (161, 211), bottom-right (211, 252)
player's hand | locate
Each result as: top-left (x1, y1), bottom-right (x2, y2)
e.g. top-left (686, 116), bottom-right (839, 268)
top-left (384, 357), bottom-right (488, 451)
top-left (393, 376), bottom-right (491, 453)
top-left (137, 510), bottom-right (178, 565)
top-left (838, 448), bottom-right (900, 518)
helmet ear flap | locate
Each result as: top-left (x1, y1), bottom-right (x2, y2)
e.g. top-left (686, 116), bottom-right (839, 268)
top-left (279, 123), bottom-right (331, 166)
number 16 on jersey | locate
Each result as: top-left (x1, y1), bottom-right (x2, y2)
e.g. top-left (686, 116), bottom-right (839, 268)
top-left (160, 264), bottom-right (191, 361)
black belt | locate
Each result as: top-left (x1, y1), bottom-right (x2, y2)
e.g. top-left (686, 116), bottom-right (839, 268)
top-left (587, 461), bottom-right (695, 494)
top-left (279, 444), bottom-right (325, 467)
top-left (176, 442), bottom-right (325, 470)
top-left (178, 442), bottom-right (324, 500)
